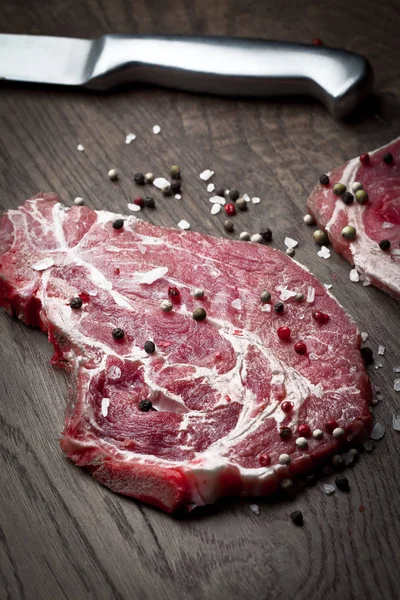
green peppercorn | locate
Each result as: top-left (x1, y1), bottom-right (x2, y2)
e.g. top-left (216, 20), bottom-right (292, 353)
top-left (170, 165), bottom-right (181, 179)
top-left (379, 239), bottom-right (391, 251)
top-left (139, 399), bottom-right (153, 412)
top-left (112, 219), bottom-right (124, 230)
top-left (112, 327), bottom-right (124, 340)
top-left (341, 225), bottom-right (357, 240)
top-left (69, 297), bottom-right (83, 309)
top-left (313, 229), bottom-right (329, 245)
top-left (355, 190), bottom-right (368, 204)
top-left (260, 290), bottom-right (271, 303)
top-left (333, 183), bottom-right (346, 196)
top-left (193, 307), bottom-right (207, 321)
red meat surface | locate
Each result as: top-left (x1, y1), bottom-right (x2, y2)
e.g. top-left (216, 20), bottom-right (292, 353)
top-left (0, 194), bottom-right (372, 513)
top-left (307, 137), bottom-right (400, 299)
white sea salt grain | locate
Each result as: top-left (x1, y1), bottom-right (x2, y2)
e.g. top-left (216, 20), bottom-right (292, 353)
top-left (152, 125), bottom-right (161, 134)
top-left (210, 204), bottom-right (221, 215)
top-left (382, 221), bottom-right (394, 229)
top-left (153, 177), bottom-right (170, 190)
top-left (324, 484), bottom-right (335, 495)
top-left (178, 219), bottom-right (190, 230)
top-left (394, 366), bottom-right (400, 373)
top-left (370, 422), bottom-right (386, 440)
top-left (250, 504), bottom-right (260, 515)
top-left (318, 246), bottom-right (331, 259)
top-left (350, 269), bottom-right (360, 282)
top-left (175, 194), bottom-right (181, 200)
top-left (231, 298), bottom-right (243, 311)
top-left (361, 332), bottom-right (369, 342)
top-left (378, 345), bottom-right (385, 356)
top-left (32, 257), bottom-right (55, 271)
top-left (74, 197), bottom-right (84, 205)
top-left (77, 144), bottom-right (84, 152)
top-left (284, 237), bottom-right (298, 249)
top-left (209, 195), bottom-right (226, 205)
top-left (394, 379), bottom-right (400, 392)
top-left (306, 286), bottom-right (315, 303)
top-left (127, 203), bottom-right (141, 212)
top-left (125, 133), bottom-right (136, 144)
top-left (200, 169), bottom-right (214, 181)
top-left (207, 183), bottom-right (215, 192)
top-left (242, 193), bottom-right (251, 202)
top-left (101, 398), bottom-right (110, 417)
top-left (260, 304), bottom-right (272, 312)
top-left (252, 197), bottom-right (261, 204)
top-left (324, 283), bottom-right (333, 290)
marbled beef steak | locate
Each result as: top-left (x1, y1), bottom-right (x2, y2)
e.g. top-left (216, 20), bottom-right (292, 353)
top-left (307, 137), bottom-right (400, 299)
top-left (0, 194), bottom-right (371, 513)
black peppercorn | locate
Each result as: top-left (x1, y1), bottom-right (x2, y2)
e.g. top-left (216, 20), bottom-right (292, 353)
top-left (361, 347), bottom-right (373, 365)
top-left (171, 180), bottom-right (182, 193)
top-left (383, 152), bottom-right (393, 164)
top-left (342, 192), bottom-right (354, 205)
top-left (379, 239), bottom-right (391, 251)
top-left (260, 228), bottom-right (273, 242)
top-left (70, 297), bottom-right (83, 309)
top-left (134, 172), bottom-right (145, 185)
top-left (139, 399), bottom-right (153, 412)
top-left (144, 340), bottom-right (156, 354)
top-left (274, 301), bottom-right (284, 313)
top-left (290, 510), bottom-right (304, 526)
top-left (144, 196), bottom-right (155, 208)
top-left (112, 328), bottom-right (125, 340)
top-left (215, 187), bottom-right (225, 197)
top-left (223, 220), bottom-right (234, 232)
top-left (319, 174), bottom-right (330, 185)
top-left (229, 189), bottom-right (240, 201)
top-left (280, 427), bottom-right (292, 440)
top-left (112, 219), bottom-right (124, 230)
top-left (335, 474), bottom-right (350, 491)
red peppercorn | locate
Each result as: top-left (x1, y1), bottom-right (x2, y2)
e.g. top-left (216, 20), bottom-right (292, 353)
top-left (312, 38), bottom-right (323, 45)
top-left (281, 401), bottom-right (293, 413)
top-left (298, 424), bottom-right (311, 437)
top-left (277, 326), bottom-right (291, 340)
top-left (114, 267), bottom-right (120, 275)
top-left (259, 453), bottom-right (271, 466)
top-left (359, 153), bottom-right (370, 165)
top-left (312, 311), bottom-right (330, 325)
top-left (78, 291), bottom-right (91, 303)
top-left (224, 203), bottom-right (236, 216)
top-left (294, 341), bottom-right (307, 354)
top-left (325, 419), bottom-right (338, 433)
top-left (168, 286), bottom-right (181, 303)
top-left (133, 196), bottom-right (144, 207)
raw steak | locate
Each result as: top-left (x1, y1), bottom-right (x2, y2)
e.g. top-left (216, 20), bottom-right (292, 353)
top-left (0, 194), bottom-right (372, 513)
top-left (307, 137), bottom-right (400, 299)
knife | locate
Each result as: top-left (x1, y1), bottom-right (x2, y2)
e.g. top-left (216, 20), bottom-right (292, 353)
top-left (0, 34), bottom-right (373, 118)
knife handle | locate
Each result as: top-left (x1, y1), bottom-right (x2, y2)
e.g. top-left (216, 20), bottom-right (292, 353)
top-left (86, 35), bottom-right (373, 118)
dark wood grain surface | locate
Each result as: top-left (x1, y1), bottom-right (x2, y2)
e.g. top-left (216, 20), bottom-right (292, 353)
top-left (1, 1), bottom-right (400, 599)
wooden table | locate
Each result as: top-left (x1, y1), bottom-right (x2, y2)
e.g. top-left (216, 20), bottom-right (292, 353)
top-left (1, 1), bottom-right (399, 599)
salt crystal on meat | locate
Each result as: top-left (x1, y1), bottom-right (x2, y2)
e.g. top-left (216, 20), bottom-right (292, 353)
top-left (210, 204), bottom-right (221, 215)
top-left (318, 246), bottom-right (331, 259)
top-left (378, 345), bottom-right (385, 356)
top-left (306, 286), bottom-right (315, 303)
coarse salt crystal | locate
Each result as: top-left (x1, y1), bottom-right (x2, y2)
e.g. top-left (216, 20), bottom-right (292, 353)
top-left (178, 219), bottom-right (190, 230)
top-left (394, 366), bottom-right (400, 373)
top-left (200, 169), bottom-right (214, 181)
top-left (207, 183), bottom-right (215, 192)
top-left (243, 193), bottom-right (251, 202)
top-left (393, 414), bottom-right (400, 431)
top-left (101, 398), bottom-right (110, 417)
top-left (127, 203), bottom-right (141, 212)
top-left (74, 197), bottom-right (84, 205)
top-left (260, 303), bottom-right (271, 312)
top-left (152, 125), bottom-right (161, 134)
top-left (374, 360), bottom-right (384, 369)
top-left (361, 332), bottom-right (369, 342)
top-left (277, 286), bottom-right (297, 301)
top-left (309, 353), bottom-right (319, 360)
top-left (350, 269), bottom-right (360, 282)
top-left (318, 246), bottom-right (331, 259)
top-left (378, 345), bottom-right (385, 356)
top-left (107, 366), bottom-right (121, 381)
top-left (324, 484), bottom-right (335, 495)
top-left (136, 267), bottom-right (168, 284)
top-left (306, 286), bottom-right (315, 303)
top-left (392, 249), bottom-right (400, 256)
top-left (125, 133), bottom-right (136, 144)
top-left (209, 195), bottom-right (226, 205)
top-left (31, 257), bottom-right (55, 271)
top-left (153, 177), bottom-right (170, 190)
top-left (252, 197), bottom-right (261, 204)
top-left (371, 422), bottom-right (386, 440)
top-left (324, 283), bottom-right (333, 290)
top-left (250, 504), bottom-right (260, 515)
top-left (284, 237), bottom-right (298, 249)
top-left (382, 221), bottom-right (394, 229)
top-left (175, 194), bottom-right (181, 200)
top-left (210, 204), bottom-right (221, 215)
top-left (77, 144), bottom-right (84, 152)
top-left (231, 298), bottom-right (242, 311)
top-left (394, 379), bottom-right (400, 392)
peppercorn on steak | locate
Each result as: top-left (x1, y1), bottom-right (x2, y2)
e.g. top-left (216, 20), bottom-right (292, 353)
top-left (0, 194), bottom-right (371, 513)
top-left (307, 137), bottom-right (400, 299)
